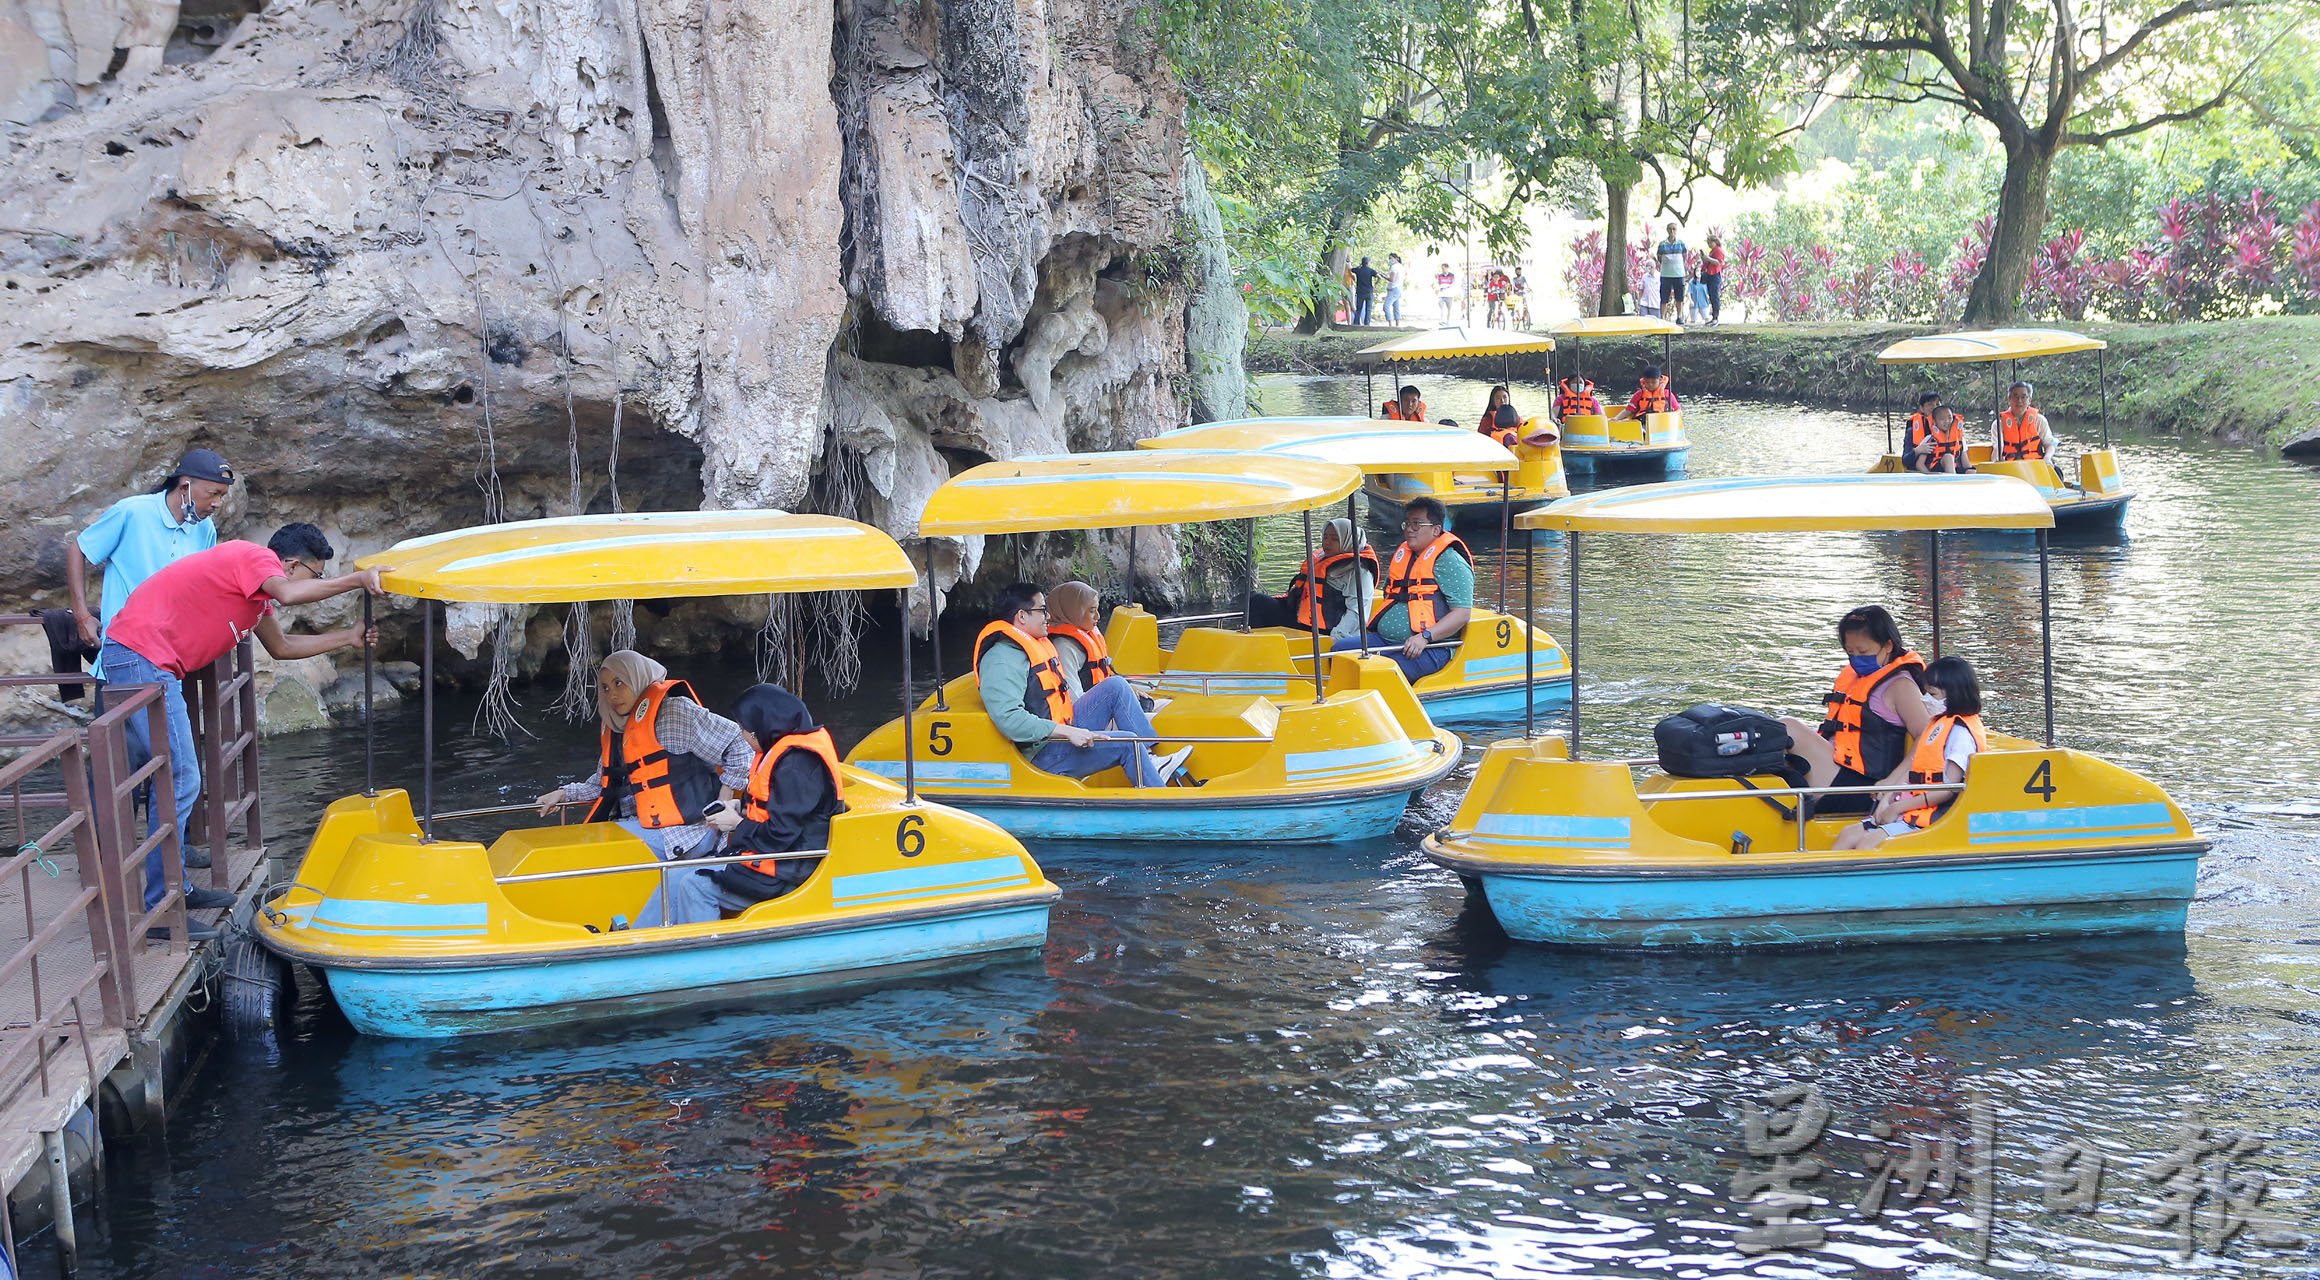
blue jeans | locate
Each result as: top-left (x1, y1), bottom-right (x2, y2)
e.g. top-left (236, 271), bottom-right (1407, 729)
top-left (98, 639), bottom-right (202, 911)
top-left (1383, 287), bottom-right (1402, 322)
top-left (625, 819), bottom-right (712, 927)
top-left (1030, 676), bottom-right (1165, 787)
top-left (1353, 293), bottom-right (1373, 325)
top-left (1333, 630), bottom-right (1454, 682)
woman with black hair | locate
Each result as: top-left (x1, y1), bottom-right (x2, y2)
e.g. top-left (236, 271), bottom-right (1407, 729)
top-left (1779, 605), bottom-right (1931, 815)
top-left (1835, 656), bottom-right (1985, 850)
top-left (651, 683), bottom-right (845, 926)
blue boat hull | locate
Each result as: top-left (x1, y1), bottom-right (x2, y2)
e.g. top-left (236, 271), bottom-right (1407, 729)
top-left (1562, 447), bottom-right (1688, 475)
top-left (943, 787), bottom-right (1424, 844)
top-left (1419, 676), bottom-right (1574, 723)
top-left (1475, 848), bottom-right (2200, 947)
top-left (319, 902), bottom-right (1053, 1037)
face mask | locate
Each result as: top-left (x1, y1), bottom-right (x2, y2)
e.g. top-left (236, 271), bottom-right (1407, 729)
top-left (1848, 654), bottom-right (1884, 677)
top-left (1922, 693), bottom-right (1947, 717)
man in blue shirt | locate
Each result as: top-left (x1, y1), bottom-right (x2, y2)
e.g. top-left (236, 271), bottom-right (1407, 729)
top-left (67, 449), bottom-right (235, 660)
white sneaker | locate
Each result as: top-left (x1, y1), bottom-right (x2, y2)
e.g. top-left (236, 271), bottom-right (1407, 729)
top-left (1152, 745), bottom-right (1195, 784)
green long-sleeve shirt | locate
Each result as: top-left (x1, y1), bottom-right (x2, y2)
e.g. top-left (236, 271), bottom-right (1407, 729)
top-left (977, 640), bottom-right (1055, 747)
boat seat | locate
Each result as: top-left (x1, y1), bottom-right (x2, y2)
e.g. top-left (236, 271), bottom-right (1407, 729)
top-left (488, 823), bottom-right (664, 925)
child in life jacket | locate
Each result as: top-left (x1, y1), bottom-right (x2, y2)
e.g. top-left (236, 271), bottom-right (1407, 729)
top-left (1611, 366), bottom-right (1680, 422)
top-left (1834, 656), bottom-right (1986, 850)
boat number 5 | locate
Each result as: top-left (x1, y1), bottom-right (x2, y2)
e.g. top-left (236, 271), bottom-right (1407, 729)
top-left (927, 721), bottom-right (953, 756)
top-left (1495, 619), bottom-right (1513, 648)
top-left (2022, 759), bottom-right (2057, 803)
top-left (896, 812), bottom-right (927, 857)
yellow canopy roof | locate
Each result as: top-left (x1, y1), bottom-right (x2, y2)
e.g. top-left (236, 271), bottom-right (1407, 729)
top-left (920, 451), bottom-right (1361, 535)
top-left (1357, 326), bottom-right (1556, 360)
top-left (1877, 328), bottom-right (2107, 364)
top-left (362, 511), bottom-right (918, 604)
top-left (1137, 417), bottom-right (1519, 474)
top-left (1516, 474), bottom-right (2056, 534)
top-left (1546, 316), bottom-right (1683, 338)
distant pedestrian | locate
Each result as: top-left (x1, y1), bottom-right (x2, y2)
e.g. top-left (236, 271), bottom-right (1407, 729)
top-left (1655, 222), bottom-right (1689, 321)
top-left (1483, 270), bottom-right (1510, 327)
top-left (1383, 253), bottom-right (1407, 324)
top-left (1510, 268), bottom-right (1530, 326)
top-left (67, 449), bottom-right (236, 672)
top-left (101, 524), bottom-right (383, 932)
top-left (1435, 263), bottom-right (1457, 323)
top-left (1349, 256), bottom-right (1379, 326)
top-left (1702, 234), bottom-right (1725, 324)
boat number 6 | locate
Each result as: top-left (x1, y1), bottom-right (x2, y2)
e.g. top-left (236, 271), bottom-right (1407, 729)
top-left (1495, 619), bottom-right (1513, 648)
top-left (896, 812), bottom-right (927, 857)
top-left (927, 721), bottom-right (953, 756)
top-left (2022, 759), bottom-right (2057, 803)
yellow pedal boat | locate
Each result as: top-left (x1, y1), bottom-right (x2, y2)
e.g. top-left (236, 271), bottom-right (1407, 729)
top-left (255, 511), bottom-right (1059, 1037)
top-left (844, 451), bottom-right (1461, 842)
top-left (1132, 416), bottom-right (1572, 722)
top-left (1423, 474), bottom-right (2206, 946)
top-left (1875, 328), bottom-right (2134, 527)
top-left (1546, 315), bottom-right (1690, 475)
top-left (1354, 326), bottom-right (1572, 522)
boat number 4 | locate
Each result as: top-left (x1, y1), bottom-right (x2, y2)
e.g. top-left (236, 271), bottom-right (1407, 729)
top-left (896, 812), bottom-right (927, 857)
top-left (927, 721), bottom-right (953, 756)
top-left (2022, 759), bottom-right (2057, 803)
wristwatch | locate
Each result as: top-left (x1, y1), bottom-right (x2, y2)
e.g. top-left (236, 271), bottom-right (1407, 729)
top-left (1419, 627), bottom-right (1433, 642)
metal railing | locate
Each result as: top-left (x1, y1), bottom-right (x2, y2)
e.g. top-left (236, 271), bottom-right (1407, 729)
top-left (185, 639), bottom-right (263, 892)
top-left (1636, 778), bottom-right (1943, 853)
top-left (82, 685), bottom-right (189, 1004)
top-left (0, 731), bottom-right (121, 1114)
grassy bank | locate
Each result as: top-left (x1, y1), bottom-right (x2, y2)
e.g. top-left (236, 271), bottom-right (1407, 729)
top-left (1247, 318), bottom-right (2320, 452)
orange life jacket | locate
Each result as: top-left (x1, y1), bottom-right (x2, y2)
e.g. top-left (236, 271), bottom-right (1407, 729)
top-left (1382, 399), bottom-right (1429, 422)
top-left (1998, 407), bottom-right (2047, 460)
top-left (1555, 388), bottom-right (1603, 420)
top-left (1900, 713), bottom-right (1985, 829)
top-left (737, 728), bottom-right (845, 868)
top-left (1373, 532), bottom-right (1470, 634)
top-left (591, 678), bottom-right (721, 829)
top-left (1478, 415), bottom-right (1521, 447)
top-left (973, 621), bottom-right (1074, 725)
top-left (1628, 383), bottom-right (1674, 415)
top-left (1285, 546), bottom-right (1382, 629)
top-left (1046, 621), bottom-right (1115, 686)
top-left (1818, 650), bottom-right (1926, 777)
top-left (1907, 411), bottom-right (1965, 469)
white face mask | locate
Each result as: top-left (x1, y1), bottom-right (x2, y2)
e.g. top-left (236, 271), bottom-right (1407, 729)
top-left (1922, 692), bottom-right (1948, 717)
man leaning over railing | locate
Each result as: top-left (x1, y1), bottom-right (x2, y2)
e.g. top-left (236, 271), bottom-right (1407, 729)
top-left (97, 523), bottom-right (383, 938)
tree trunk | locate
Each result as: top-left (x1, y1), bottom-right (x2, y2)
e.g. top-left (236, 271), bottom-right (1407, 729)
top-left (1599, 177), bottom-right (1630, 318)
top-left (1295, 210), bottom-right (1356, 333)
top-left (1962, 135), bottom-right (2057, 325)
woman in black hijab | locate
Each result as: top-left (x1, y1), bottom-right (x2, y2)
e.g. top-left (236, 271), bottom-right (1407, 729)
top-left (662, 684), bottom-right (845, 926)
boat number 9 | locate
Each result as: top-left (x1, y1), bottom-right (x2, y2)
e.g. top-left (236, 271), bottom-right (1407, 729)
top-left (1495, 619), bottom-right (1513, 648)
top-left (2022, 759), bottom-right (2057, 803)
top-left (927, 721), bottom-right (953, 756)
top-left (896, 812), bottom-right (927, 857)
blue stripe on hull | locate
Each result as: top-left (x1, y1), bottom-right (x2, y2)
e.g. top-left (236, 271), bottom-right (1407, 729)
top-left (1562, 448), bottom-right (1688, 475)
top-left (321, 904), bottom-right (1052, 1037)
top-left (1478, 849), bottom-right (2199, 947)
top-left (945, 789), bottom-right (1420, 844)
top-left (1418, 676), bottom-right (1573, 722)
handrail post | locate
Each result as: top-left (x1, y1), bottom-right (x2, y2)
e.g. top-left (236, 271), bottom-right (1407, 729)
top-left (237, 635), bottom-right (263, 851)
top-left (198, 654), bottom-right (227, 892)
top-left (146, 692), bottom-right (188, 945)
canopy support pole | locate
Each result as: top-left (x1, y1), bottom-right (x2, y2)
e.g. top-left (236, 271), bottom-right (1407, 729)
top-left (1498, 474), bottom-right (1511, 612)
top-left (1523, 528), bottom-right (1537, 739)
top-left (1882, 365), bottom-right (1893, 455)
top-left (899, 585), bottom-right (918, 803)
top-left (1125, 525), bottom-right (1137, 607)
top-left (1243, 518), bottom-right (1258, 631)
top-left (420, 598), bottom-right (434, 843)
top-left (1928, 530), bottom-right (1942, 658)
top-left (1568, 530), bottom-right (1581, 760)
top-left (2097, 347), bottom-right (2111, 448)
top-left (361, 593), bottom-right (376, 797)
top-left (1662, 333), bottom-right (1672, 379)
top-left (2038, 529), bottom-right (2056, 748)
top-left (1364, 367), bottom-right (1375, 417)
top-left (1303, 510), bottom-right (1325, 705)
top-left (1347, 493), bottom-right (1366, 634)
top-left (923, 541), bottom-right (947, 712)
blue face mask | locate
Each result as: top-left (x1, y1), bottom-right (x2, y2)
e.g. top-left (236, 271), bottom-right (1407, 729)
top-left (1848, 653), bottom-right (1884, 677)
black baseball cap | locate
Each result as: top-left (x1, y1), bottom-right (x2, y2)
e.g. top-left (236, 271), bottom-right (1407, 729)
top-left (157, 449), bottom-right (236, 490)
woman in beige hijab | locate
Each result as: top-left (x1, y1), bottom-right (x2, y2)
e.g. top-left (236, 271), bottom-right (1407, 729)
top-left (534, 650), bottom-right (753, 923)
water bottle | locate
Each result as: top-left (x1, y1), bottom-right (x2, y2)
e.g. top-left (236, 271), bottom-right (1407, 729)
top-left (1714, 730), bottom-right (1751, 757)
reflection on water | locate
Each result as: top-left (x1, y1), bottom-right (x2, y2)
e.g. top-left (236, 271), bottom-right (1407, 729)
top-left (47, 378), bottom-right (2320, 1278)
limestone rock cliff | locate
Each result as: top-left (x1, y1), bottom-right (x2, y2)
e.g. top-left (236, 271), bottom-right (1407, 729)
top-left (0, 0), bottom-right (1240, 724)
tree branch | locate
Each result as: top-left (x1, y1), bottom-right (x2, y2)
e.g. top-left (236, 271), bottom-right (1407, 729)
top-left (2081, 0), bottom-right (2272, 85)
top-left (2062, 84), bottom-right (2231, 143)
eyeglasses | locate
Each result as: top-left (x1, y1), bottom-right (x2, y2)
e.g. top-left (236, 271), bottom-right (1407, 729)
top-left (1023, 606), bottom-right (1049, 617)
top-left (1402, 520), bottom-right (1438, 532)
top-left (287, 560), bottom-right (322, 580)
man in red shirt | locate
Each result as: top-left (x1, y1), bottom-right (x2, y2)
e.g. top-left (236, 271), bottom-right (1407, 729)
top-left (100, 523), bottom-right (382, 933)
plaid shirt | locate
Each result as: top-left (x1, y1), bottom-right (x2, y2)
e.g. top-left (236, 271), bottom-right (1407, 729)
top-left (559, 696), bottom-right (753, 849)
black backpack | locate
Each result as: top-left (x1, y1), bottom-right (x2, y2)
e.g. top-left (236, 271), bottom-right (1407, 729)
top-left (1653, 703), bottom-right (1794, 778)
